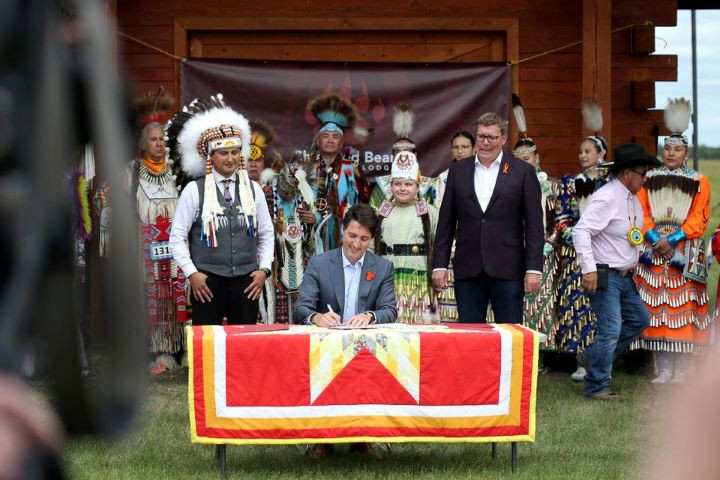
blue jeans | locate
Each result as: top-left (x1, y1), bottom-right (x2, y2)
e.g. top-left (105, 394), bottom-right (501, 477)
top-left (583, 271), bottom-right (650, 395)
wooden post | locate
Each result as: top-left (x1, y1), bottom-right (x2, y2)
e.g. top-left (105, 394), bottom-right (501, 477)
top-left (583, 0), bottom-right (612, 148)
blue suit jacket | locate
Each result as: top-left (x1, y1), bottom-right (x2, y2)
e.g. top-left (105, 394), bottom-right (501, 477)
top-left (293, 248), bottom-right (397, 324)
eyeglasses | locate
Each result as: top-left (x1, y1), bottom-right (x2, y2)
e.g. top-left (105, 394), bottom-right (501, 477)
top-left (476, 134), bottom-right (503, 143)
top-left (629, 168), bottom-right (649, 177)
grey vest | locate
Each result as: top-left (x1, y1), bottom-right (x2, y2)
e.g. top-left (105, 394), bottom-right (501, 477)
top-left (189, 176), bottom-right (258, 277)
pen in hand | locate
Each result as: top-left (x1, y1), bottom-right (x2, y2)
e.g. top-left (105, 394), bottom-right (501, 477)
top-left (326, 304), bottom-right (342, 326)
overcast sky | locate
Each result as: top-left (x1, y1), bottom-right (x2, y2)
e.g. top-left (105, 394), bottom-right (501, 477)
top-left (656, 10), bottom-right (720, 147)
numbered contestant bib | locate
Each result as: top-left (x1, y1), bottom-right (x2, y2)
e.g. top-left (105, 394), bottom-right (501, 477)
top-left (150, 241), bottom-right (173, 260)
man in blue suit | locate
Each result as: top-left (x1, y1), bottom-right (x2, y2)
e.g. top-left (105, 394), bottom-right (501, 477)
top-left (294, 204), bottom-right (397, 327)
top-left (294, 204), bottom-right (396, 460)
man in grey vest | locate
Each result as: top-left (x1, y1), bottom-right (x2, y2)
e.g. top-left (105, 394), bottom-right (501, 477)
top-left (168, 96), bottom-right (274, 325)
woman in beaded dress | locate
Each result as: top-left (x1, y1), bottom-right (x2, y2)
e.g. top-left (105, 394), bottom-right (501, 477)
top-left (512, 95), bottom-right (560, 347)
top-left (434, 131), bottom-right (475, 322)
top-left (554, 101), bottom-right (608, 380)
top-left (635, 98), bottom-right (711, 384)
top-left (374, 151), bottom-right (439, 323)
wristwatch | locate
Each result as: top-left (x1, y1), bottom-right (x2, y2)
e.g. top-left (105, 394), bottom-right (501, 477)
top-left (364, 311), bottom-right (376, 324)
top-left (258, 268), bottom-right (271, 276)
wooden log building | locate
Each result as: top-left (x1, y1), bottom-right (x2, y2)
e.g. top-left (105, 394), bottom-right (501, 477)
top-left (111, 0), bottom-right (703, 177)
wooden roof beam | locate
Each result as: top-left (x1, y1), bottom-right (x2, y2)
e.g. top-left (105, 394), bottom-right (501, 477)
top-left (583, 0), bottom-right (612, 148)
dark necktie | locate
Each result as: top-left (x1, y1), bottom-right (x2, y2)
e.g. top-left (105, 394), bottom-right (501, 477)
top-left (221, 179), bottom-right (233, 205)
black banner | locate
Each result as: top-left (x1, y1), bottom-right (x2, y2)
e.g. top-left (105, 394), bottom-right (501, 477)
top-left (181, 59), bottom-right (510, 177)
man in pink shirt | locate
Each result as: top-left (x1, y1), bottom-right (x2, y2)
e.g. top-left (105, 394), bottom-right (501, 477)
top-left (573, 143), bottom-right (661, 400)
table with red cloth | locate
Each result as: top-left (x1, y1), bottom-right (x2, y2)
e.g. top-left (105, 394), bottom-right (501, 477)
top-left (188, 323), bottom-right (538, 445)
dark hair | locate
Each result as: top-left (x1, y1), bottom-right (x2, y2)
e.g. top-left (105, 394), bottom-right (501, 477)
top-left (583, 135), bottom-right (608, 154)
top-left (342, 204), bottom-right (379, 238)
top-left (451, 130), bottom-right (476, 147)
top-left (513, 138), bottom-right (536, 150)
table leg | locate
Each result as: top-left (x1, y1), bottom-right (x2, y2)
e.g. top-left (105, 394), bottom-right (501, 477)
top-left (216, 444), bottom-right (226, 477)
top-left (511, 442), bottom-right (517, 473)
top-left (491, 442), bottom-right (497, 460)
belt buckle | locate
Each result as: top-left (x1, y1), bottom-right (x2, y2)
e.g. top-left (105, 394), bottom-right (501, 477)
top-left (411, 245), bottom-right (420, 254)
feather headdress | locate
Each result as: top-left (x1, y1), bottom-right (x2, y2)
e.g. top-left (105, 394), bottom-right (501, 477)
top-left (664, 97), bottom-right (692, 146)
top-left (249, 118), bottom-right (276, 162)
top-left (581, 99), bottom-right (607, 156)
top-left (391, 103), bottom-right (416, 152)
top-left (581, 99), bottom-right (603, 134)
top-left (392, 103), bottom-right (415, 140)
top-left (308, 92), bottom-right (370, 143)
top-left (165, 93), bottom-right (256, 246)
top-left (132, 86), bottom-right (174, 127)
top-left (166, 94), bottom-right (251, 179)
top-left (512, 94), bottom-right (528, 137)
top-left (512, 94), bottom-right (536, 155)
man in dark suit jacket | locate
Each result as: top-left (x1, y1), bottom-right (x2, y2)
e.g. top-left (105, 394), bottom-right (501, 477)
top-left (294, 204), bottom-right (397, 327)
top-left (431, 112), bottom-right (543, 324)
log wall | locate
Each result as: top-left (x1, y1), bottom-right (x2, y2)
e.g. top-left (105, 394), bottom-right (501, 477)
top-left (115, 0), bottom-right (678, 176)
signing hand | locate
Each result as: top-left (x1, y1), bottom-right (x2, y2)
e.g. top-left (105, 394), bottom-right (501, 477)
top-left (189, 272), bottom-right (213, 303)
top-left (524, 273), bottom-right (541, 294)
top-left (432, 270), bottom-right (448, 291)
top-left (346, 312), bottom-right (373, 327)
top-left (582, 272), bottom-right (598, 295)
top-left (244, 270), bottom-right (267, 300)
top-left (312, 311), bottom-right (342, 327)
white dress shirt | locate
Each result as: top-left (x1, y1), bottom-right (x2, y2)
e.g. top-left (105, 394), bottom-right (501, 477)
top-left (341, 249), bottom-right (365, 322)
top-left (475, 151), bottom-right (503, 211)
top-left (169, 169), bottom-right (274, 277)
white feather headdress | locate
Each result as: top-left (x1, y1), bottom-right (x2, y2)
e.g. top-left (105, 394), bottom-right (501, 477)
top-left (581, 100), bottom-right (603, 134)
top-left (664, 97), bottom-right (692, 135)
top-left (166, 95), bottom-right (256, 246)
top-left (392, 103), bottom-right (415, 140)
top-left (581, 99), bottom-right (606, 156)
top-left (512, 94), bottom-right (528, 136)
top-left (176, 107), bottom-right (251, 178)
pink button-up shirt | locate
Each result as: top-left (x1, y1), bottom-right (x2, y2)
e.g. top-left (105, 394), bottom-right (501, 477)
top-left (572, 177), bottom-right (643, 274)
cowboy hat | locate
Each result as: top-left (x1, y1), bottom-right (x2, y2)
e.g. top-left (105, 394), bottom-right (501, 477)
top-left (599, 143), bottom-right (661, 171)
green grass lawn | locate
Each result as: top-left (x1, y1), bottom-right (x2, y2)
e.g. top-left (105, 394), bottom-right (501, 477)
top-left (64, 368), bottom-right (654, 480)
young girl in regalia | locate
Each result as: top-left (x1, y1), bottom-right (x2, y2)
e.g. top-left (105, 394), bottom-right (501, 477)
top-left (369, 103), bottom-right (436, 210)
top-left (555, 100), bottom-right (608, 381)
top-left (635, 98), bottom-right (711, 384)
top-left (374, 151), bottom-right (439, 323)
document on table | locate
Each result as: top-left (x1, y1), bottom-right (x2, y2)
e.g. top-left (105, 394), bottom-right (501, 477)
top-left (328, 323), bottom-right (408, 330)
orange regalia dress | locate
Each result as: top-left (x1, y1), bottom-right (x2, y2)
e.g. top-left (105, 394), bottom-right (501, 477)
top-left (634, 166), bottom-right (711, 353)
